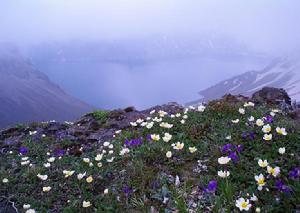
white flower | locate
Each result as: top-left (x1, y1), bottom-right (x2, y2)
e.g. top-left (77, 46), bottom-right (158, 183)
top-left (47, 157), bottom-right (55, 163)
top-left (103, 141), bottom-right (110, 147)
top-left (180, 119), bottom-right (185, 124)
top-left (189, 105), bottom-right (195, 110)
top-left (77, 172), bottom-right (86, 180)
top-left (141, 122), bottom-right (148, 127)
top-left (97, 162), bottom-right (103, 168)
top-left (63, 170), bottom-right (75, 178)
top-left (172, 142), bottom-right (184, 150)
top-left (108, 150), bottom-right (114, 154)
top-left (44, 162), bottom-right (51, 168)
top-left (218, 156), bottom-right (231, 165)
top-left (258, 159), bottom-right (268, 168)
top-left (256, 119), bottom-right (264, 127)
top-left (183, 115), bottom-right (188, 119)
top-left (83, 158), bottom-right (90, 163)
top-left (150, 110), bottom-right (155, 114)
top-left (267, 166), bottom-right (280, 177)
top-left (158, 110), bottom-right (168, 117)
top-left (151, 134), bottom-right (160, 141)
top-left (262, 124), bottom-right (272, 133)
top-left (136, 118), bottom-right (144, 123)
top-left (153, 117), bottom-right (162, 122)
top-left (82, 201), bottom-right (92, 208)
top-left (175, 113), bottom-right (181, 117)
top-left (175, 175), bottom-right (180, 187)
top-left (244, 102), bottom-right (255, 107)
top-left (162, 133), bottom-right (172, 142)
top-left (278, 147), bottom-right (285, 154)
top-left (95, 154), bottom-right (103, 161)
top-left (218, 170), bottom-right (230, 178)
top-left (2, 178), bottom-right (9, 183)
top-left (86, 176), bottom-right (93, 183)
top-left (104, 188), bottom-right (109, 194)
top-left (37, 174), bottom-right (48, 181)
top-left (189, 147), bottom-right (197, 153)
top-left (146, 122), bottom-right (154, 129)
top-left (276, 127), bottom-right (287, 136)
top-left (235, 198), bottom-right (252, 211)
top-left (239, 108), bottom-right (245, 114)
top-left (197, 105), bottom-right (206, 112)
top-left (23, 204), bottom-right (31, 210)
top-left (26, 209), bottom-right (36, 213)
top-left (107, 157), bottom-right (114, 163)
top-left (29, 131), bottom-right (37, 136)
top-left (248, 116), bottom-right (255, 122)
top-left (130, 122), bottom-right (137, 127)
top-left (115, 130), bottom-right (122, 134)
top-left (21, 160), bottom-right (30, 166)
top-left (108, 144), bottom-right (114, 149)
top-left (231, 119), bottom-right (239, 124)
top-left (256, 207), bottom-right (261, 213)
top-left (263, 134), bottom-right (272, 141)
top-left (250, 194), bottom-right (258, 202)
top-left (255, 174), bottom-right (266, 191)
top-left (226, 135), bottom-right (232, 140)
top-left (160, 122), bottom-right (173, 129)
top-left (21, 157), bottom-right (29, 161)
top-left (42, 186), bottom-right (52, 192)
top-left (270, 112), bottom-right (276, 117)
top-left (119, 147), bottom-right (130, 156)
top-left (166, 151), bottom-right (172, 158)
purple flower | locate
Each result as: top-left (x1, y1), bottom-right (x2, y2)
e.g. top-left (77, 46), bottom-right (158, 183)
top-left (146, 134), bottom-right (152, 141)
top-left (264, 115), bottom-right (273, 123)
top-left (249, 132), bottom-right (255, 140)
top-left (242, 132), bottom-right (248, 139)
top-left (204, 180), bottom-right (217, 193)
top-left (289, 167), bottom-right (300, 179)
top-left (54, 149), bottom-right (65, 157)
top-left (221, 144), bottom-right (232, 153)
top-left (19, 146), bottom-right (28, 155)
top-left (236, 145), bottom-right (243, 153)
top-left (228, 152), bottom-right (239, 163)
top-left (275, 180), bottom-right (291, 194)
top-left (122, 186), bottom-right (133, 197)
top-left (125, 138), bottom-right (143, 147)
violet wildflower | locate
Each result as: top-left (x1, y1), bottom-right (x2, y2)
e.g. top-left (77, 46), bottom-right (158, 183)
top-left (123, 186), bottom-right (133, 197)
top-left (236, 145), bottom-right (243, 153)
top-left (229, 152), bottom-right (239, 163)
top-left (204, 180), bottom-right (217, 193)
top-left (221, 144), bottom-right (232, 153)
top-left (289, 167), bottom-right (300, 180)
top-left (275, 180), bottom-right (292, 194)
top-left (249, 132), bottom-right (255, 140)
top-left (19, 146), bottom-right (28, 155)
top-left (264, 115), bottom-right (273, 123)
top-left (54, 149), bottom-right (65, 157)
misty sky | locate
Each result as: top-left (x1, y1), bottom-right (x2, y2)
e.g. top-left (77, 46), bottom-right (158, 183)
top-left (1, 0), bottom-right (300, 53)
top-left (1, 0), bottom-right (300, 109)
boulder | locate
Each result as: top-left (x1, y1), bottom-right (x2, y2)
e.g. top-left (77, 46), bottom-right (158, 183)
top-left (252, 87), bottom-right (291, 106)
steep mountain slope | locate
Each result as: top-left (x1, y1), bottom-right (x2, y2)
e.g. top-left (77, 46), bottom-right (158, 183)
top-left (0, 45), bottom-right (93, 128)
top-left (190, 58), bottom-right (300, 104)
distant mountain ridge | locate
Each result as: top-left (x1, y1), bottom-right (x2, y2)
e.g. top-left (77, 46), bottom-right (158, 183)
top-left (0, 45), bottom-right (93, 128)
top-left (189, 58), bottom-right (300, 105)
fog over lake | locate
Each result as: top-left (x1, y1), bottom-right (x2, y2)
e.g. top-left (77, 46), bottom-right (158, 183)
top-left (1, 0), bottom-right (299, 109)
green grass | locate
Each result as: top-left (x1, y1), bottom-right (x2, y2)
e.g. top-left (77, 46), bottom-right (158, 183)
top-left (0, 101), bottom-right (299, 212)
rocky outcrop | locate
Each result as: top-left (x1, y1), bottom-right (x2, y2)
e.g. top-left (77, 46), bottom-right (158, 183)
top-left (252, 87), bottom-right (291, 106)
top-left (0, 102), bottom-right (183, 154)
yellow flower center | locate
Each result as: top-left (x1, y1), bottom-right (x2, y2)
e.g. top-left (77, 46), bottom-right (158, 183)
top-left (258, 179), bottom-right (265, 185)
top-left (241, 202), bottom-right (248, 208)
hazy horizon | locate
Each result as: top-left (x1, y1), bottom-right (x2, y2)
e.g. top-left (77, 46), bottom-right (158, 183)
top-left (1, 0), bottom-right (300, 109)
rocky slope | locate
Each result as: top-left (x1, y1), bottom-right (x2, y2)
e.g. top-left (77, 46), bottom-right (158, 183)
top-left (0, 88), bottom-right (299, 212)
top-left (0, 45), bottom-right (93, 128)
top-left (189, 58), bottom-right (300, 105)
